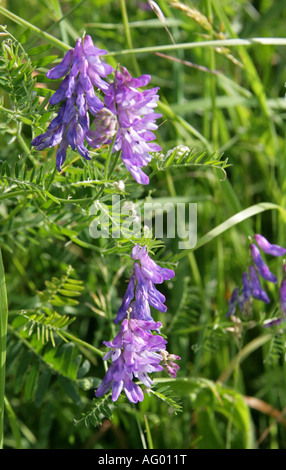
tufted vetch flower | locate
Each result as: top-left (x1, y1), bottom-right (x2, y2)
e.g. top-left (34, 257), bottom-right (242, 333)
top-left (160, 349), bottom-right (181, 378)
top-left (226, 233), bottom-right (286, 321)
top-left (250, 243), bottom-right (277, 283)
top-left (31, 35), bottom-right (113, 171)
top-left (103, 66), bottom-right (162, 185)
top-left (226, 287), bottom-right (239, 317)
top-left (238, 272), bottom-right (251, 312)
top-left (31, 36), bottom-right (163, 184)
top-left (115, 244), bottom-right (175, 324)
top-left (254, 234), bottom-right (286, 257)
top-left (95, 245), bottom-right (179, 403)
top-left (248, 265), bottom-right (270, 303)
top-left (95, 318), bottom-right (167, 403)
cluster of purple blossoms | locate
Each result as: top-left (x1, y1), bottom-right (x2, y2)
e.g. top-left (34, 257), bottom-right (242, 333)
top-left (31, 35), bottom-right (113, 172)
top-left (103, 67), bottom-right (162, 185)
top-left (115, 244), bottom-right (175, 324)
top-left (95, 245), bottom-right (180, 403)
top-left (31, 36), bottom-right (162, 184)
top-left (226, 234), bottom-right (286, 326)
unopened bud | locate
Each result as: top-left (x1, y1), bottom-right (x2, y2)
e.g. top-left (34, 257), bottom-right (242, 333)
top-left (114, 180), bottom-right (125, 191)
top-left (160, 349), bottom-right (181, 378)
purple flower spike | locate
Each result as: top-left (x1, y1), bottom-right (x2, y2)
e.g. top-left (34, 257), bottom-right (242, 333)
top-left (47, 36), bottom-right (111, 110)
top-left (131, 244), bottom-right (175, 283)
top-left (104, 66), bottom-right (162, 185)
top-left (95, 318), bottom-right (167, 403)
top-left (226, 287), bottom-right (239, 317)
top-left (238, 272), bottom-right (251, 311)
top-left (250, 243), bottom-right (277, 283)
top-left (254, 234), bottom-right (286, 257)
top-left (248, 266), bottom-right (270, 303)
top-left (96, 245), bottom-right (179, 404)
top-left (46, 49), bottom-right (74, 80)
top-left (115, 275), bottom-right (136, 324)
top-left (32, 35), bottom-right (113, 170)
top-left (115, 245), bottom-right (174, 324)
top-left (280, 277), bottom-right (286, 316)
top-left (131, 244), bottom-right (147, 260)
top-left (160, 350), bottom-right (181, 378)
top-left (133, 291), bottom-right (153, 323)
top-left (55, 137), bottom-right (68, 171)
top-left (263, 268), bottom-right (286, 326)
top-left (140, 253), bottom-right (175, 284)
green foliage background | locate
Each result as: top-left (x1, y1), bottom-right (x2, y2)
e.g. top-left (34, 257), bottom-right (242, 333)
top-left (1, 0), bottom-right (286, 449)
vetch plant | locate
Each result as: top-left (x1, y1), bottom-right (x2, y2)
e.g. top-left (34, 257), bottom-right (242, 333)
top-left (103, 66), bottom-right (162, 185)
top-left (31, 36), bottom-right (162, 184)
top-left (31, 35), bottom-right (113, 171)
top-left (95, 318), bottom-right (168, 403)
top-left (227, 234), bottom-right (286, 325)
top-left (95, 244), bottom-right (180, 403)
top-left (2, 0), bottom-right (286, 451)
top-left (115, 244), bottom-right (175, 324)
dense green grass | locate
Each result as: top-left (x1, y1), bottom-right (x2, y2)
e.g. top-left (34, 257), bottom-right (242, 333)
top-left (1, 0), bottom-right (286, 449)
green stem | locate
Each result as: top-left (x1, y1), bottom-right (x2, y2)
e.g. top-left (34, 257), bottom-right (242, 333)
top-left (0, 190), bottom-right (27, 202)
top-left (135, 409), bottom-right (147, 449)
top-left (4, 396), bottom-right (21, 449)
top-left (107, 150), bottom-right (122, 179)
top-left (144, 414), bottom-right (153, 450)
top-left (173, 202), bottom-right (286, 262)
top-left (107, 37), bottom-right (286, 58)
top-left (93, 149), bottom-right (122, 202)
top-left (0, 249), bottom-right (8, 449)
top-left (158, 101), bottom-right (212, 152)
top-left (60, 330), bottom-right (104, 358)
top-left (119, 0), bottom-right (140, 76)
top-left (51, 0), bottom-right (69, 45)
top-left (17, 131), bottom-right (36, 164)
top-left (0, 6), bottom-right (69, 51)
top-left (206, 0), bottom-right (218, 150)
top-left (225, 337), bottom-right (242, 449)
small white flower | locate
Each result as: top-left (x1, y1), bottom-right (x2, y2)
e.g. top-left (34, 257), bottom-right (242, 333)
top-left (166, 145), bottom-right (190, 159)
top-left (114, 180), bottom-right (125, 191)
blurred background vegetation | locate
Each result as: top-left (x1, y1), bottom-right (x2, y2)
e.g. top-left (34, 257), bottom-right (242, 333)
top-left (1, 0), bottom-right (286, 449)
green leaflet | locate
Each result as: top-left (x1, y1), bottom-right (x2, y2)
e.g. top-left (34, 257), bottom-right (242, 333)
top-left (149, 146), bottom-right (229, 181)
top-left (106, 37), bottom-right (286, 58)
top-left (74, 395), bottom-right (113, 428)
top-left (6, 333), bottom-right (92, 408)
top-left (147, 386), bottom-right (183, 415)
top-left (4, 397), bottom-right (21, 449)
top-left (13, 266), bottom-right (84, 346)
top-left (0, 10), bottom-right (69, 52)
